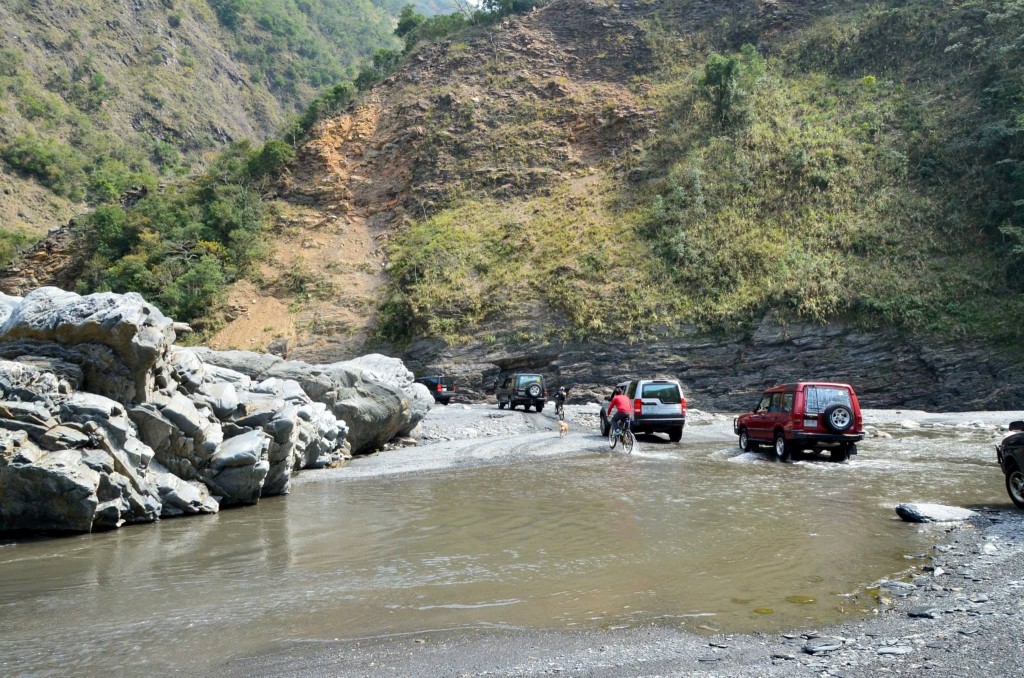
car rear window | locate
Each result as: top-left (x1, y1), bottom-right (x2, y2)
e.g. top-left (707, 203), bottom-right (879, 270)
top-left (804, 386), bottom-right (852, 414)
top-left (641, 383), bottom-right (681, 403)
top-left (517, 375), bottom-right (542, 387)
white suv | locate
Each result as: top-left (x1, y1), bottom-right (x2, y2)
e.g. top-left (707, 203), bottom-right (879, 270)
top-left (600, 378), bottom-right (687, 442)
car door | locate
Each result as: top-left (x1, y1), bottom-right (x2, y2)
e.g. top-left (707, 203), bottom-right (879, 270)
top-left (746, 393), bottom-right (773, 442)
top-left (765, 392), bottom-right (789, 436)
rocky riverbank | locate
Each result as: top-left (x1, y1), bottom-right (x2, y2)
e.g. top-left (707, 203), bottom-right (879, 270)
top-left (0, 287), bottom-right (432, 536)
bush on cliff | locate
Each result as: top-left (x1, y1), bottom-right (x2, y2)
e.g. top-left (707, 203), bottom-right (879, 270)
top-left (74, 141), bottom-right (272, 324)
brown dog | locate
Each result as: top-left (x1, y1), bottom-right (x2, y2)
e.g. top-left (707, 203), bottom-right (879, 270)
top-left (558, 420), bottom-right (569, 437)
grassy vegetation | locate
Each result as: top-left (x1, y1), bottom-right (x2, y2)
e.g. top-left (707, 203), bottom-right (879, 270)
top-left (378, 175), bottom-right (682, 344)
top-left (33, 0), bottom-right (1024, 350)
top-left (379, 0), bottom-right (1024, 346)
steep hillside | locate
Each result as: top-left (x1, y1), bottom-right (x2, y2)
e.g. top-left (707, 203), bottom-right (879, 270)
top-left (7, 0), bottom-right (1024, 408)
top-left (0, 0), bottom-right (451, 247)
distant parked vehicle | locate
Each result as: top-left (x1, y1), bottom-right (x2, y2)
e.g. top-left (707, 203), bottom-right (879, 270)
top-left (415, 375), bottom-right (455, 405)
top-left (996, 420), bottom-right (1024, 509)
top-left (734, 382), bottom-right (863, 462)
top-left (496, 373), bottom-right (547, 412)
top-left (600, 378), bottom-right (686, 442)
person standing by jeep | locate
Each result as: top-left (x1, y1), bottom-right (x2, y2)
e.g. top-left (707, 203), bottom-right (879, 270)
top-left (607, 386), bottom-right (632, 433)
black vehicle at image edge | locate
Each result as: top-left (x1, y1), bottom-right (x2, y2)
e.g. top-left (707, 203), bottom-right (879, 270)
top-left (996, 420), bottom-right (1024, 509)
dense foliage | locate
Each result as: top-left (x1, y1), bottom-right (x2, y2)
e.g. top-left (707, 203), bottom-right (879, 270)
top-left (73, 142), bottom-right (274, 324)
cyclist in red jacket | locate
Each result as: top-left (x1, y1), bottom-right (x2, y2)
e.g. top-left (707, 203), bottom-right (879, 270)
top-left (607, 386), bottom-right (633, 434)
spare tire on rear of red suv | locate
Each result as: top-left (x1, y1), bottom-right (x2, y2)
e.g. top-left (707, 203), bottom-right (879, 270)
top-left (823, 403), bottom-right (854, 433)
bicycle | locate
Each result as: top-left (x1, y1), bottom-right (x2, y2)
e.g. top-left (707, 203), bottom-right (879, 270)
top-left (608, 417), bottom-right (636, 454)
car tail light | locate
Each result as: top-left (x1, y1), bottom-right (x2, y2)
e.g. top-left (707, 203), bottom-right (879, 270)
top-left (634, 398), bottom-right (643, 415)
top-left (436, 383), bottom-right (442, 392)
top-left (681, 396), bottom-right (687, 414)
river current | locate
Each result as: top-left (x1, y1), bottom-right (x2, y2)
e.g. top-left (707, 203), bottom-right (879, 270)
top-left (0, 414), bottom-right (1010, 676)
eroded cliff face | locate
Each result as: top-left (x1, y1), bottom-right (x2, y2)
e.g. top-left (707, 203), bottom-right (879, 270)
top-left (396, 314), bottom-right (1024, 412)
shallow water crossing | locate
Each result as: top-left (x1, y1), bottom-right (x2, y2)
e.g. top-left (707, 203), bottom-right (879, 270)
top-left (0, 410), bottom-right (1012, 676)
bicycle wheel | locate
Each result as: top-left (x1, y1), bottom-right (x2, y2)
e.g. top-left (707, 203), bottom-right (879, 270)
top-left (608, 428), bottom-right (618, 450)
top-left (621, 429), bottom-right (635, 454)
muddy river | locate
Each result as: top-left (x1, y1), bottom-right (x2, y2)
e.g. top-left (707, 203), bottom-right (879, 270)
top-left (0, 408), bottom-right (1013, 676)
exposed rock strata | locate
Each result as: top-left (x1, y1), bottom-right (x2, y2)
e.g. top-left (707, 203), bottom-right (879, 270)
top-left (398, 315), bottom-right (1024, 411)
top-left (0, 288), bottom-right (424, 536)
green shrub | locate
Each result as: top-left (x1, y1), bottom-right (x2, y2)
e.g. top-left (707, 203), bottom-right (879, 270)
top-left (0, 227), bottom-right (38, 269)
top-left (1, 133), bottom-right (87, 201)
top-left (248, 139), bottom-right (296, 179)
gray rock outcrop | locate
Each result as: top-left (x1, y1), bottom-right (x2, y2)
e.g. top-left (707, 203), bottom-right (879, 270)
top-left (0, 289), bottom-right (421, 537)
top-left (895, 502), bottom-right (978, 523)
top-left (185, 347), bottom-right (426, 454)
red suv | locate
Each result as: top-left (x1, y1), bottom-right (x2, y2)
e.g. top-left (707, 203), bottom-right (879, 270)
top-left (733, 382), bottom-right (863, 462)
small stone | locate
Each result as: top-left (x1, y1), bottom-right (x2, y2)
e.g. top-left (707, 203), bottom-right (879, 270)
top-left (908, 606), bottom-right (940, 619)
top-left (803, 637), bottom-right (844, 654)
top-left (878, 645), bottom-right (913, 655)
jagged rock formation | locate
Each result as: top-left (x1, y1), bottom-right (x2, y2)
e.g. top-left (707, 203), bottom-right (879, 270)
top-left (0, 288), bottom-right (426, 536)
top-left (186, 348), bottom-right (433, 453)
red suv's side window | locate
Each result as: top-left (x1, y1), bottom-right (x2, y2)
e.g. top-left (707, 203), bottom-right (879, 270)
top-left (782, 393), bottom-right (794, 413)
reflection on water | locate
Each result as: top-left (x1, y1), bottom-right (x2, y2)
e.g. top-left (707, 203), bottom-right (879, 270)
top-left (0, 426), bottom-right (1009, 676)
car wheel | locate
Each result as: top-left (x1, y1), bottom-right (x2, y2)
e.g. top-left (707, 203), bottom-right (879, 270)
top-left (508, 401), bottom-right (516, 411)
top-left (1007, 467), bottom-right (1024, 509)
top-left (823, 403), bottom-right (854, 433)
top-left (600, 415), bottom-right (610, 437)
top-left (441, 398), bottom-right (450, 406)
top-left (498, 400), bottom-right (506, 409)
top-left (669, 427), bottom-right (683, 443)
top-left (526, 384), bottom-right (542, 398)
top-left (774, 433), bottom-right (792, 463)
top-left (831, 445), bottom-right (849, 463)
top-left (738, 428), bottom-right (753, 451)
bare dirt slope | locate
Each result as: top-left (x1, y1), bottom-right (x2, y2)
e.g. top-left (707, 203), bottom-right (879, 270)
top-left (212, 0), bottom-right (661, 360)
